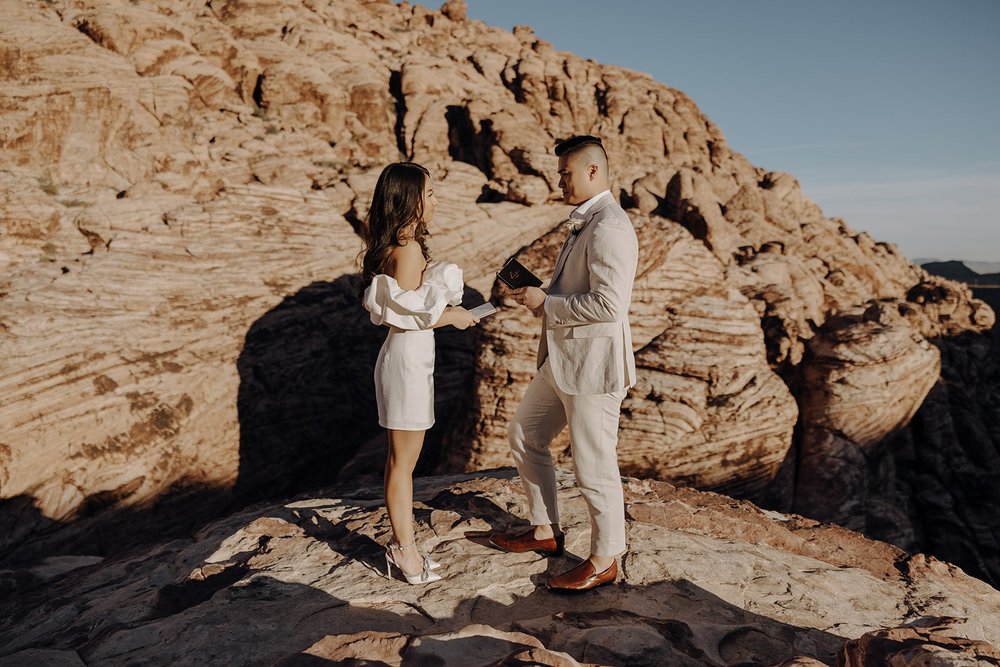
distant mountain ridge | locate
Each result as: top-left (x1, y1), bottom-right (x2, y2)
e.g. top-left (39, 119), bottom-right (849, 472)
top-left (915, 258), bottom-right (1000, 273)
top-left (921, 260), bottom-right (1000, 285)
top-left (967, 261), bottom-right (1000, 275)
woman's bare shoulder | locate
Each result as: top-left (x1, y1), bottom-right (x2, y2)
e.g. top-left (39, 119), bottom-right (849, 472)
top-left (388, 239), bottom-right (422, 265)
top-left (391, 239), bottom-right (424, 259)
top-left (388, 240), bottom-right (426, 287)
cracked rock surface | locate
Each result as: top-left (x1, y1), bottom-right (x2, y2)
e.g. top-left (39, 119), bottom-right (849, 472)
top-left (2, 471), bottom-right (998, 666)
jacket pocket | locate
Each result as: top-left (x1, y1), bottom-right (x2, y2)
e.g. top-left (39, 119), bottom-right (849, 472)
top-left (566, 321), bottom-right (620, 338)
top-left (554, 337), bottom-right (623, 394)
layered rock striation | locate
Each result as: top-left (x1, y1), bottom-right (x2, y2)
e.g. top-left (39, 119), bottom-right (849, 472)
top-left (1, 0), bottom-right (997, 589)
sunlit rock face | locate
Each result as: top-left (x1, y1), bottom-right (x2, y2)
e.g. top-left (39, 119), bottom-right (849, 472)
top-left (1, 0), bottom-right (995, 585)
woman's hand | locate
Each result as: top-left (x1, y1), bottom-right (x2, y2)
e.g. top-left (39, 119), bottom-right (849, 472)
top-left (434, 306), bottom-right (479, 330)
top-left (447, 306), bottom-right (480, 330)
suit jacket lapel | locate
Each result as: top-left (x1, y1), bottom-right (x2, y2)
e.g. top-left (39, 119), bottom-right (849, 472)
top-left (550, 232), bottom-right (576, 285)
top-left (549, 194), bottom-right (614, 285)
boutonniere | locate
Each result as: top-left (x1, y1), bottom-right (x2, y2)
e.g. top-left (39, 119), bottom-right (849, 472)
top-left (563, 217), bottom-right (585, 235)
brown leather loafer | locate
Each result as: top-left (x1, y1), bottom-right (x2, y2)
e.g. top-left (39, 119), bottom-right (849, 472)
top-left (546, 559), bottom-right (617, 592)
top-left (488, 529), bottom-right (565, 556)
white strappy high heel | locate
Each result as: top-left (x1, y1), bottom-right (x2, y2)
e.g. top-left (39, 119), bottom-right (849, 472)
top-left (385, 542), bottom-right (442, 585)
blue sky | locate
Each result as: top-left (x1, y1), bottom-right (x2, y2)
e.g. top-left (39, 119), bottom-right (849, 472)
top-left (460, 0), bottom-right (1000, 263)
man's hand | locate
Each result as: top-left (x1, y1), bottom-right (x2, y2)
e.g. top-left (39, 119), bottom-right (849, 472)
top-left (511, 286), bottom-right (546, 312)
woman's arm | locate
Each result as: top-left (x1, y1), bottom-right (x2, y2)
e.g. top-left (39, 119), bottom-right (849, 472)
top-left (389, 241), bottom-right (425, 290)
top-left (433, 306), bottom-right (478, 330)
top-left (389, 243), bottom-right (478, 329)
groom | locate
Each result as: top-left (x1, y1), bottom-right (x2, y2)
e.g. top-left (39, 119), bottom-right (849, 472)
top-left (491, 135), bottom-right (639, 592)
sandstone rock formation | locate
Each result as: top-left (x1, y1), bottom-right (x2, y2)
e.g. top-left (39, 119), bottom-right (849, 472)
top-left (2, 471), bottom-right (1000, 666)
top-left (839, 616), bottom-right (1000, 666)
top-left (793, 306), bottom-right (942, 534)
top-left (1, 0), bottom-right (998, 595)
top-left (441, 215), bottom-right (800, 500)
top-left (0, 0), bottom-right (559, 561)
top-left (873, 325), bottom-right (1000, 585)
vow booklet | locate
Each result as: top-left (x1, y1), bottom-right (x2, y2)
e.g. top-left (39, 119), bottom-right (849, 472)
top-left (497, 257), bottom-right (543, 289)
top-left (468, 302), bottom-right (497, 318)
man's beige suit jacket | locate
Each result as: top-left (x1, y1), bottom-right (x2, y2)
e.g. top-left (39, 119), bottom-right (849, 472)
top-left (538, 192), bottom-right (639, 396)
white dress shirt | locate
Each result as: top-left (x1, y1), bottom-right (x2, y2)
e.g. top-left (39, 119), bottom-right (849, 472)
top-left (569, 189), bottom-right (612, 220)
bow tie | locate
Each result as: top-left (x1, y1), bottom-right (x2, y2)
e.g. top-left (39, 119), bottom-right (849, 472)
top-left (563, 217), bottom-right (585, 235)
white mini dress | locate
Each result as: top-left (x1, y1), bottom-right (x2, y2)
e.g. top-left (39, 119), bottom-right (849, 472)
top-left (363, 261), bottom-right (464, 431)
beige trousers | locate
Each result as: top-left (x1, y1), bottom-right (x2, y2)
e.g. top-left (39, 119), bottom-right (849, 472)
top-left (507, 359), bottom-right (628, 557)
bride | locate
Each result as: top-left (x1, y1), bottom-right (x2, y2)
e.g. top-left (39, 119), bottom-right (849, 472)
top-left (360, 162), bottom-right (479, 584)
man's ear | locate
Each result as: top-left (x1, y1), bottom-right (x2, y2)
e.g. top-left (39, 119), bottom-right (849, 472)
top-left (588, 164), bottom-right (598, 180)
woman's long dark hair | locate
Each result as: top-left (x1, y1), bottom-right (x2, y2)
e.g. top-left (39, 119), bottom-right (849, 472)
top-left (359, 162), bottom-right (432, 283)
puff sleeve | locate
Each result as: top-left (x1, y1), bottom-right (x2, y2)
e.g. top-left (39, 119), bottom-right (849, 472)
top-left (363, 261), bottom-right (464, 330)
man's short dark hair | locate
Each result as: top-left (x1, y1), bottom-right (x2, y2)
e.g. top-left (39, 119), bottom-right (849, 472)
top-left (554, 135), bottom-right (606, 158)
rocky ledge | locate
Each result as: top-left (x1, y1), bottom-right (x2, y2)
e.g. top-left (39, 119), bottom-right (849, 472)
top-left (2, 470), bottom-right (998, 666)
top-left (2, 0), bottom-right (998, 589)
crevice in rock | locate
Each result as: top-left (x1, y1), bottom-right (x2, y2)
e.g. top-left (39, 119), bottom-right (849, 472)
top-left (466, 54), bottom-right (484, 77)
top-left (388, 70), bottom-right (408, 158)
top-left (403, 601), bottom-right (435, 623)
top-left (475, 184), bottom-right (505, 204)
top-left (74, 218), bottom-right (106, 254)
top-left (72, 19), bottom-right (107, 50)
top-left (445, 105), bottom-right (494, 179)
top-left (619, 189), bottom-right (638, 210)
top-left (148, 551), bottom-right (256, 619)
top-left (507, 147), bottom-right (542, 178)
top-left (500, 59), bottom-right (525, 103)
top-left (651, 105), bottom-right (673, 158)
top-left (594, 84), bottom-right (609, 118)
top-left (344, 204), bottom-right (363, 236)
top-left (662, 172), bottom-right (713, 249)
top-left (251, 74), bottom-right (265, 112)
top-left (676, 209), bottom-right (709, 247)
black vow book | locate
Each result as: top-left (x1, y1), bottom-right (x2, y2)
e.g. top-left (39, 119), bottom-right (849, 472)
top-left (497, 256), bottom-right (543, 289)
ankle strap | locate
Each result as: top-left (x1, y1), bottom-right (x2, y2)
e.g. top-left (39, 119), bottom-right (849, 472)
top-left (388, 541), bottom-right (417, 551)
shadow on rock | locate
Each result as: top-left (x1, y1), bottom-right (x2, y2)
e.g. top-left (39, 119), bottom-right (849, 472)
top-left (0, 484), bottom-right (232, 598)
top-left (236, 275), bottom-right (487, 502)
top-left (235, 274), bottom-right (384, 503)
top-left (758, 316), bottom-right (1000, 590)
top-left (450, 578), bottom-right (845, 666)
top-left (290, 505), bottom-right (387, 577)
top-left (0, 470), bottom-right (883, 666)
